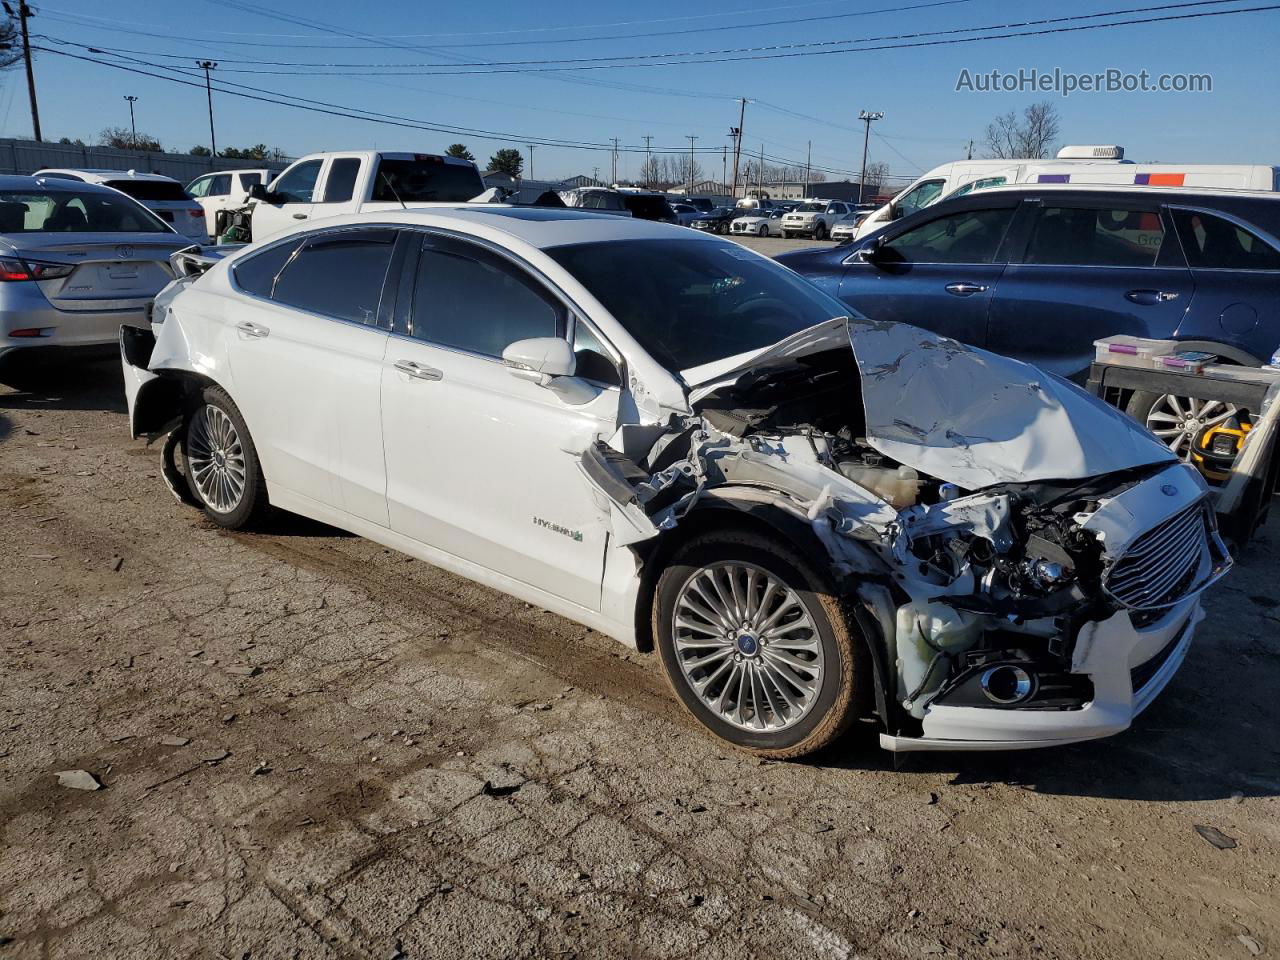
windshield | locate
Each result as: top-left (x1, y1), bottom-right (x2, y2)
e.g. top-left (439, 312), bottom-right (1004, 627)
top-left (0, 188), bottom-right (173, 233)
top-left (796, 202), bottom-right (826, 212)
top-left (106, 179), bottom-right (190, 202)
top-left (548, 238), bottom-right (847, 372)
top-left (372, 156), bottom-right (484, 202)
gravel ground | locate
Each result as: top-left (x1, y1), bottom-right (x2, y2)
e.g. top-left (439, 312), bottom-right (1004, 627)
top-left (2, 356), bottom-right (1278, 960)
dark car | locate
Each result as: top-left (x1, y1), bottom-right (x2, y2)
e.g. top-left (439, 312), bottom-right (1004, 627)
top-left (690, 207), bottom-right (737, 234)
top-left (777, 185), bottom-right (1280, 454)
top-left (620, 192), bottom-right (677, 223)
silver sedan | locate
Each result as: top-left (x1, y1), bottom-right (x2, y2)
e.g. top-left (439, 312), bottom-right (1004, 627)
top-left (0, 175), bottom-right (192, 379)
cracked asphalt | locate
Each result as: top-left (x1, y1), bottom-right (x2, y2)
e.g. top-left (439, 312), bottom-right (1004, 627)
top-left (2, 356), bottom-right (1279, 960)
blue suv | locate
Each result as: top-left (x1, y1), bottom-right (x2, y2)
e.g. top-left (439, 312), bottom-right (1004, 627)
top-left (777, 185), bottom-right (1280, 452)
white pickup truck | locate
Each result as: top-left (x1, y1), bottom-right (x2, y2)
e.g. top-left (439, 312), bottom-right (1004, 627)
top-left (247, 151), bottom-right (486, 240)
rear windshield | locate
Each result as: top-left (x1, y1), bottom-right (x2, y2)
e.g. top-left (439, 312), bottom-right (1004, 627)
top-left (621, 195), bottom-right (673, 220)
top-left (371, 157), bottom-right (484, 203)
top-left (548, 238), bottom-right (846, 372)
top-left (0, 189), bottom-right (173, 233)
top-left (105, 179), bottom-right (191, 202)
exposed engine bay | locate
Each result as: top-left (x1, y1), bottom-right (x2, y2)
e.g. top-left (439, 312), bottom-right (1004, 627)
top-left (584, 332), bottom-right (1230, 742)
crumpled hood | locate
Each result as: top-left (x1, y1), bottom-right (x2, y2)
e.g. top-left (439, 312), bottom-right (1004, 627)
top-left (687, 317), bottom-right (1175, 489)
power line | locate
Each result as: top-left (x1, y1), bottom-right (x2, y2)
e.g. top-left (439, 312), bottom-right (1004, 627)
top-left (48, 0), bottom-right (1269, 72)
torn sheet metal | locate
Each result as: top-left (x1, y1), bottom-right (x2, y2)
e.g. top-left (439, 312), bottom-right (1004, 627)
top-left (686, 317), bottom-right (1175, 490)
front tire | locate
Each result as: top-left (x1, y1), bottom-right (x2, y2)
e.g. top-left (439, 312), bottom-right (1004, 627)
top-left (757, 224), bottom-right (768, 237)
top-left (183, 385), bottom-right (268, 529)
top-left (814, 223), bottom-right (828, 241)
top-left (653, 530), bottom-right (863, 758)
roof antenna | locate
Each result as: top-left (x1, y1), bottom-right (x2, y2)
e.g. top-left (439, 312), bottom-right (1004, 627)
top-left (379, 170), bottom-right (407, 211)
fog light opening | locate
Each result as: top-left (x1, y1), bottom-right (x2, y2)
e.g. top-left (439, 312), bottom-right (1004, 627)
top-left (979, 665), bottom-right (1036, 705)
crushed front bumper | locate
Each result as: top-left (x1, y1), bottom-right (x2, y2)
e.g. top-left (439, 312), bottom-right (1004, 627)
top-left (879, 598), bottom-right (1203, 751)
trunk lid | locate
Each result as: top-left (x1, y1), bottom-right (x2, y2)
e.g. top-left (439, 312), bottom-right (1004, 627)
top-left (4, 233), bottom-right (186, 311)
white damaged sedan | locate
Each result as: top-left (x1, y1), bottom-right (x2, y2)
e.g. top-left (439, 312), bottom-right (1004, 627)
top-left (121, 208), bottom-right (1230, 757)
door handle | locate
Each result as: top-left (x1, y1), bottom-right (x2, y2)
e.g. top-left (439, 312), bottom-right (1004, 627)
top-left (292, 213), bottom-right (308, 220)
top-left (1126, 289), bottom-right (1180, 305)
top-left (236, 320), bottom-right (270, 339)
top-left (944, 282), bottom-right (989, 297)
top-left (394, 359), bottom-right (443, 382)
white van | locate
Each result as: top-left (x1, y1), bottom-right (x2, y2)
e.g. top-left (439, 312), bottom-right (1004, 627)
top-left (855, 145), bottom-right (1280, 239)
top-left (852, 145), bottom-right (1130, 239)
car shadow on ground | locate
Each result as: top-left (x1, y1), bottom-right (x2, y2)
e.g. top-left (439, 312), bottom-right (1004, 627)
top-left (0, 356), bottom-right (127, 414)
top-left (808, 635), bottom-right (1280, 804)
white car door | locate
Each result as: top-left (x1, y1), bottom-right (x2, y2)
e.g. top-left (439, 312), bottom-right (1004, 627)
top-left (380, 232), bottom-right (622, 610)
top-left (252, 158), bottom-right (322, 239)
top-left (222, 226), bottom-right (397, 524)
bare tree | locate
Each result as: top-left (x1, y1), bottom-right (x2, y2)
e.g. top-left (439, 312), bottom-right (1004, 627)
top-left (673, 154), bottom-right (703, 188)
top-left (861, 161), bottom-right (890, 195)
top-left (984, 101), bottom-right (1061, 159)
top-left (638, 154), bottom-right (663, 187)
top-left (0, 15), bottom-right (22, 70)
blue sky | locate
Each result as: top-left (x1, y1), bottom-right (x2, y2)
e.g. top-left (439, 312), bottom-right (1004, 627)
top-left (4, 0), bottom-right (1278, 183)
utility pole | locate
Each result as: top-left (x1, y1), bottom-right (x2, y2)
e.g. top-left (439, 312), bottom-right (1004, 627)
top-left (805, 140), bottom-right (811, 199)
top-left (857, 110), bottom-right (884, 204)
top-left (641, 134), bottom-right (653, 186)
top-left (3, 2), bottom-right (41, 140)
top-left (123, 95), bottom-right (138, 148)
top-left (966, 139), bottom-right (974, 160)
top-left (525, 143), bottom-right (535, 181)
top-left (757, 143), bottom-right (764, 196)
top-left (721, 145), bottom-right (727, 194)
top-left (610, 137), bottom-right (619, 184)
top-left (197, 61), bottom-right (219, 159)
top-left (685, 135), bottom-right (698, 194)
top-left (729, 97), bottom-right (747, 200)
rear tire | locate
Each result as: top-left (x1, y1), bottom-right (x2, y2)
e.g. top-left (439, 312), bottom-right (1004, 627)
top-left (653, 530), bottom-right (863, 758)
top-left (182, 385), bottom-right (268, 529)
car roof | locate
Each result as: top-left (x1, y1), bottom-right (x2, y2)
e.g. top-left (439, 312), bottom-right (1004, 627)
top-left (0, 174), bottom-right (128, 194)
top-left (259, 205), bottom-right (720, 249)
top-left (34, 168), bottom-right (180, 183)
top-left (971, 182), bottom-right (1280, 202)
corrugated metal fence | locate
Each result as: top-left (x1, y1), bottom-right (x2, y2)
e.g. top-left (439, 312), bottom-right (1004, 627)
top-left (0, 138), bottom-right (289, 184)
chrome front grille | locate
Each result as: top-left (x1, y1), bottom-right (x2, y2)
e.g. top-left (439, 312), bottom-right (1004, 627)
top-left (1105, 502), bottom-right (1210, 610)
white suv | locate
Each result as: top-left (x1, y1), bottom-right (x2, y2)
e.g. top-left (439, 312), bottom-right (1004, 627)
top-left (186, 169), bottom-right (270, 237)
top-left (781, 199), bottom-right (853, 240)
top-left (33, 169), bottom-right (209, 243)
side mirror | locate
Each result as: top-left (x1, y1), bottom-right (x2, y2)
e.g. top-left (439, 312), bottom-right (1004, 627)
top-left (886, 203), bottom-right (902, 222)
top-left (248, 183), bottom-right (274, 203)
top-left (502, 337), bottom-right (576, 382)
top-left (855, 236), bottom-right (886, 263)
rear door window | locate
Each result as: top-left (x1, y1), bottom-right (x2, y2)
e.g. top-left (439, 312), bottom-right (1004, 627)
top-left (881, 208), bottom-right (1016, 264)
top-left (272, 160), bottom-right (323, 203)
top-left (321, 158), bottom-right (361, 203)
top-left (409, 236), bottom-right (565, 357)
top-left (232, 238), bottom-right (304, 299)
top-left (1171, 209), bottom-right (1280, 270)
top-left (1023, 206), bottom-right (1165, 267)
top-left (271, 229), bottom-right (397, 324)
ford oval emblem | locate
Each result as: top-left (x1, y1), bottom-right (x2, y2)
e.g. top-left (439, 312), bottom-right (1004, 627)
top-left (115, 244), bottom-right (134, 259)
top-left (1161, 483), bottom-right (1178, 497)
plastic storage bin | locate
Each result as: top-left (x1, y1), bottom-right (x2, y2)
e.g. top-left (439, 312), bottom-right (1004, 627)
top-left (1093, 335), bottom-right (1178, 368)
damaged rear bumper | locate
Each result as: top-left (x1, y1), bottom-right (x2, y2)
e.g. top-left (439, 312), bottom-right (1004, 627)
top-left (879, 598), bottom-right (1202, 752)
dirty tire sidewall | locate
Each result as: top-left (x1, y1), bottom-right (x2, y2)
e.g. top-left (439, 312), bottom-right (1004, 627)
top-left (654, 530), bottom-right (860, 758)
top-left (182, 384), bottom-right (267, 530)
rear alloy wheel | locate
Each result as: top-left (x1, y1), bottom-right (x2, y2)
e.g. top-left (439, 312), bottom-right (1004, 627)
top-left (183, 385), bottom-right (267, 529)
top-left (1127, 390), bottom-right (1240, 460)
top-left (654, 531), bottom-right (862, 758)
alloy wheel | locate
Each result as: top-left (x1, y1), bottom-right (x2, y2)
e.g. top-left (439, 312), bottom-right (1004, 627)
top-left (187, 403), bottom-right (247, 512)
top-left (1145, 394), bottom-right (1238, 459)
top-left (672, 562), bottom-right (824, 732)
